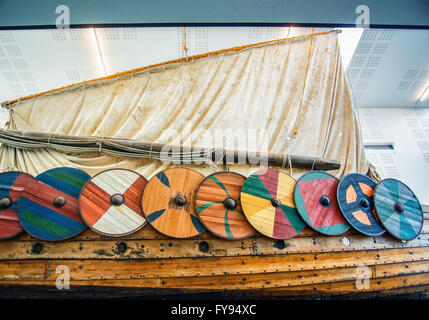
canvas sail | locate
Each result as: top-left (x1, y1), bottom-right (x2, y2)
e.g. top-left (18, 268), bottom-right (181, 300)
top-left (0, 28), bottom-right (371, 180)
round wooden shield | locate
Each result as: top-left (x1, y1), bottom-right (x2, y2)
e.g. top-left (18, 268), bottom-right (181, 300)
top-left (0, 171), bottom-right (34, 240)
top-left (374, 178), bottom-right (423, 241)
top-left (294, 171), bottom-right (350, 235)
top-left (337, 173), bottom-right (385, 236)
top-left (195, 171), bottom-right (255, 240)
top-left (142, 168), bottom-right (206, 238)
top-left (79, 169), bottom-right (148, 237)
top-left (240, 168), bottom-right (306, 239)
top-left (18, 167), bottom-right (90, 241)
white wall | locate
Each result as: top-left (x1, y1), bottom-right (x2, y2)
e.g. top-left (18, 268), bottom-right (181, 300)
top-left (357, 107), bottom-right (429, 205)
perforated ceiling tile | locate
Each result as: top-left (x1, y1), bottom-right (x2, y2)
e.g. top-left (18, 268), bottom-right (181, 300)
top-left (369, 129), bottom-right (384, 139)
top-left (51, 30), bottom-right (67, 41)
top-left (399, 82), bottom-right (412, 91)
top-left (354, 42), bottom-right (372, 55)
top-left (248, 27), bottom-right (265, 39)
top-left (418, 118), bottom-right (429, 127)
top-left (411, 129), bottom-right (426, 139)
top-left (360, 30), bottom-right (378, 42)
top-left (417, 140), bottom-right (429, 151)
top-left (195, 27), bottom-right (209, 39)
top-left (352, 90), bottom-right (364, 101)
top-left (402, 108), bottom-right (416, 116)
top-left (2, 71), bottom-right (18, 82)
top-left (193, 41), bottom-right (208, 53)
top-left (360, 69), bottom-right (375, 80)
top-left (9, 83), bottom-right (24, 95)
top-left (18, 71), bottom-right (34, 82)
top-left (10, 58), bottom-right (28, 70)
top-left (378, 30), bottom-right (395, 41)
top-left (66, 70), bottom-right (81, 82)
top-left (347, 69), bottom-right (360, 79)
top-left (24, 83), bottom-right (38, 93)
top-left (355, 80), bottom-right (369, 91)
top-left (69, 30), bottom-right (86, 41)
top-left (372, 42), bottom-right (388, 55)
top-left (4, 45), bottom-right (21, 57)
top-left (365, 118), bottom-right (379, 127)
top-left (396, 80), bottom-right (411, 90)
top-left (411, 80), bottom-right (423, 91)
top-left (418, 69), bottom-right (428, 80)
top-left (123, 28), bottom-right (138, 40)
top-left (384, 166), bottom-right (400, 177)
top-left (104, 28), bottom-right (121, 40)
top-left (82, 70), bottom-right (97, 80)
top-left (0, 47), bottom-right (4, 57)
top-left (406, 118), bottom-right (419, 127)
top-left (422, 153), bottom-right (429, 163)
top-left (365, 56), bottom-right (381, 67)
top-left (0, 31), bottom-right (15, 42)
top-left (403, 69), bottom-right (419, 79)
top-left (349, 56), bottom-right (366, 67)
top-left (0, 59), bottom-right (11, 70)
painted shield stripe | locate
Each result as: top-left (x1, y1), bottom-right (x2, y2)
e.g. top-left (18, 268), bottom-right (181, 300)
top-left (156, 171), bottom-right (170, 188)
top-left (142, 168), bottom-right (205, 238)
top-left (122, 177), bottom-right (147, 214)
top-left (375, 178), bottom-right (423, 241)
top-left (38, 168), bottom-right (88, 198)
top-left (20, 198), bottom-right (86, 234)
top-left (92, 204), bottom-right (146, 235)
top-left (196, 201), bottom-right (221, 214)
top-left (79, 181), bottom-right (112, 226)
top-left (146, 209), bottom-right (166, 223)
top-left (208, 175), bottom-right (230, 197)
top-left (80, 169), bottom-right (147, 236)
top-left (23, 180), bottom-right (82, 222)
top-left (190, 214), bottom-right (205, 234)
top-left (0, 172), bottom-right (34, 239)
top-left (295, 171), bottom-right (349, 236)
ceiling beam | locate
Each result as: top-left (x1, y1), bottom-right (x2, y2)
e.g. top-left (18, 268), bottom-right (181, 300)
top-left (1, 0), bottom-right (428, 30)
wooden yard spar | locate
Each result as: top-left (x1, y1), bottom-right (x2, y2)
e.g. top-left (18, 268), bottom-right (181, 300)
top-left (0, 129), bottom-right (341, 171)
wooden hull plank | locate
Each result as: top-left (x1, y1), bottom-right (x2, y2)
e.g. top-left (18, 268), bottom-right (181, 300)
top-left (195, 172), bottom-right (254, 240)
top-left (0, 247), bottom-right (427, 281)
top-left (337, 173), bottom-right (385, 236)
top-left (0, 232), bottom-right (427, 260)
top-left (241, 169), bottom-right (305, 239)
top-left (79, 169), bottom-right (147, 237)
top-left (375, 178), bottom-right (424, 241)
top-left (18, 167), bottom-right (90, 241)
top-left (0, 261), bottom-right (427, 291)
top-left (294, 171), bottom-right (350, 235)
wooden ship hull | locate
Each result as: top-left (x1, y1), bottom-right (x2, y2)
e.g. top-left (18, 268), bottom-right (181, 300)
top-left (0, 207), bottom-right (427, 299)
top-left (0, 29), bottom-right (427, 299)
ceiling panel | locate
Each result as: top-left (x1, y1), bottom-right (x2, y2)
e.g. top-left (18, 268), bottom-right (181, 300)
top-left (0, 29), bottom-right (104, 103)
top-left (0, 26), bottom-right (307, 103)
top-left (347, 28), bottom-right (429, 108)
top-left (2, 26), bottom-right (427, 109)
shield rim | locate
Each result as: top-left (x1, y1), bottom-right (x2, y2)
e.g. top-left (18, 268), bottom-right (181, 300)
top-left (194, 170), bottom-right (255, 240)
top-left (240, 168), bottom-right (305, 240)
top-left (294, 170), bottom-right (350, 236)
top-left (374, 177), bottom-right (424, 241)
top-left (0, 171), bottom-right (34, 240)
top-left (142, 167), bottom-right (206, 239)
top-left (18, 166), bottom-right (90, 241)
top-left (78, 168), bottom-right (148, 238)
top-left (337, 173), bottom-right (386, 237)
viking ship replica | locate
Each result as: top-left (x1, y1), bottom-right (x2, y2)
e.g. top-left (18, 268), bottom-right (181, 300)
top-left (0, 28), bottom-right (427, 299)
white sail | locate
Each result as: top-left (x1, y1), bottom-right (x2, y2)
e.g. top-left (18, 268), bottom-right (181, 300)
top-left (0, 29), bottom-right (369, 180)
